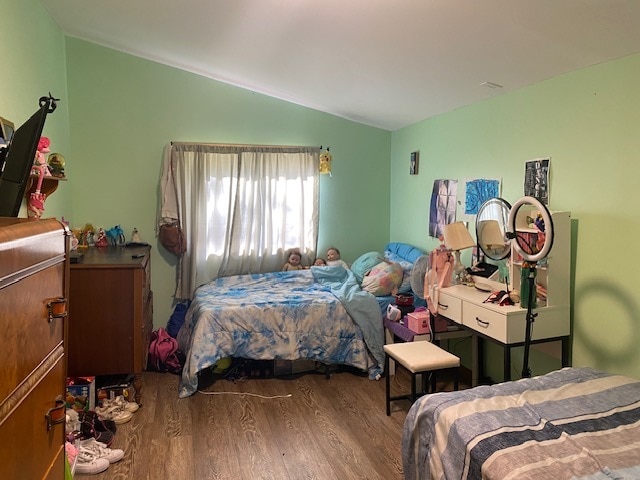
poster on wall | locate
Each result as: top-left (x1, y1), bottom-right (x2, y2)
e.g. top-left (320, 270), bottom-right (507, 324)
top-left (458, 177), bottom-right (501, 220)
top-left (429, 179), bottom-right (458, 238)
top-left (524, 157), bottom-right (550, 205)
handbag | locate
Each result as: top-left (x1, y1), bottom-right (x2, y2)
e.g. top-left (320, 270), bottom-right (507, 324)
top-left (158, 222), bottom-right (186, 256)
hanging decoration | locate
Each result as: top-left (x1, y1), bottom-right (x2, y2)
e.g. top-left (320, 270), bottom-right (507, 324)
top-left (319, 147), bottom-right (332, 176)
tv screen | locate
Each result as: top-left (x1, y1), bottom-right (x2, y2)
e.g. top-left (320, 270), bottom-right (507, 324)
top-left (0, 95), bottom-right (57, 217)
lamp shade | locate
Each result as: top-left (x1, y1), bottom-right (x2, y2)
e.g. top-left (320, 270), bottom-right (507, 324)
top-left (478, 220), bottom-right (505, 249)
top-left (443, 222), bottom-right (475, 251)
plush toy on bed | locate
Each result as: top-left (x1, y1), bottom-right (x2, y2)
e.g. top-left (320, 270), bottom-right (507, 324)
top-left (326, 247), bottom-right (349, 269)
top-left (282, 248), bottom-right (304, 271)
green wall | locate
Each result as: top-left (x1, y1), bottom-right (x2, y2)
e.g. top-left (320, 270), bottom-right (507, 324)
top-left (390, 53), bottom-right (640, 381)
top-left (0, 0), bottom-right (70, 217)
top-left (63, 39), bottom-right (391, 327)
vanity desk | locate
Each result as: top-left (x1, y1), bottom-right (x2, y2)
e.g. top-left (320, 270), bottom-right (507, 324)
top-left (440, 203), bottom-right (571, 383)
top-left (437, 281), bottom-right (570, 382)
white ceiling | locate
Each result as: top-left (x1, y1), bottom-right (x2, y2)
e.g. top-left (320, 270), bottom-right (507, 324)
top-left (42, 0), bottom-right (640, 131)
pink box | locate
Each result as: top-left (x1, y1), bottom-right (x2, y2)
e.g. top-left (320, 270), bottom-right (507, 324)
top-left (406, 311), bottom-right (430, 334)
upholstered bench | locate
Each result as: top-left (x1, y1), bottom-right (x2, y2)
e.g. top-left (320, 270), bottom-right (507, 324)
top-left (384, 340), bottom-right (460, 415)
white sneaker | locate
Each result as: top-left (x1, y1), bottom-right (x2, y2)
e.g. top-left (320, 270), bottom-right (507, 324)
top-left (95, 404), bottom-right (133, 424)
top-left (79, 438), bottom-right (125, 464)
top-left (107, 395), bottom-right (139, 413)
top-left (75, 449), bottom-right (110, 474)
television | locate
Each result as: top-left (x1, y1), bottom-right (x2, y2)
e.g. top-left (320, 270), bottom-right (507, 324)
top-left (0, 95), bottom-right (58, 217)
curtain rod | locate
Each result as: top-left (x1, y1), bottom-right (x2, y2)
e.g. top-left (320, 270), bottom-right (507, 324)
top-left (171, 141), bottom-right (322, 150)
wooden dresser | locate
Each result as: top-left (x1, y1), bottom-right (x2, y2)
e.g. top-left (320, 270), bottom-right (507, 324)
top-left (0, 218), bottom-right (70, 480)
top-left (67, 245), bottom-right (152, 404)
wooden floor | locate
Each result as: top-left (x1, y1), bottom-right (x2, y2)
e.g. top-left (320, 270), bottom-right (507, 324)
top-left (77, 366), bottom-right (465, 479)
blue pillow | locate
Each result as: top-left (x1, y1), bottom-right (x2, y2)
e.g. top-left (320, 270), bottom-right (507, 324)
top-left (351, 251), bottom-right (384, 284)
top-left (384, 242), bottom-right (424, 264)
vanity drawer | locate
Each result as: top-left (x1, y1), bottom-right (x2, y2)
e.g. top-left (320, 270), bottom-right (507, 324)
top-left (436, 290), bottom-right (462, 323)
top-left (463, 303), bottom-right (509, 343)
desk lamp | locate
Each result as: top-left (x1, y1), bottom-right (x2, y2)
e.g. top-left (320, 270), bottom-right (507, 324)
top-left (442, 222), bottom-right (475, 285)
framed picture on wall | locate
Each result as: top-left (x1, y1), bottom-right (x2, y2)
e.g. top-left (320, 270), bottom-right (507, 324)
top-left (410, 151), bottom-right (419, 175)
top-left (0, 117), bottom-right (15, 145)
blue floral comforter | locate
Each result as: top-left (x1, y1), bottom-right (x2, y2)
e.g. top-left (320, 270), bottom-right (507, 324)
top-left (177, 266), bottom-right (383, 397)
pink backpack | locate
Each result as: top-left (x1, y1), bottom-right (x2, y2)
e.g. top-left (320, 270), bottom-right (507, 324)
top-left (148, 328), bottom-right (184, 374)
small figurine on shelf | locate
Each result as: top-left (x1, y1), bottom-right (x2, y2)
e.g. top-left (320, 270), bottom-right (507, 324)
top-left (106, 225), bottom-right (126, 246)
top-left (32, 137), bottom-right (52, 177)
top-left (130, 228), bottom-right (142, 244)
top-left (47, 152), bottom-right (65, 178)
top-left (80, 223), bottom-right (95, 248)
top-left (94, 228), bottom-right (109, 247)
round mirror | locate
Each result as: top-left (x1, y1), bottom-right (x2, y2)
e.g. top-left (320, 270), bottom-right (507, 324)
top-left (507, 196), bottom-right (554, 263)
top-left (476, 197), bottom-right (512, 261)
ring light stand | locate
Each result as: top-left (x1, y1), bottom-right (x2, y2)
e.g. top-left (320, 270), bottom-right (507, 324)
top-left (507, 196), bottom-right (554, 378)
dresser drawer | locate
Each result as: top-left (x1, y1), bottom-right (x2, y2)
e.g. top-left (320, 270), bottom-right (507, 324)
top-left (463, 302), bottom-right (509, 343)
top-left (0, 263), bottom-right (65, 401)
top-left (435, 290), bottom-right (462, 323)
top-left (0, 350), bottom-right (66, 480)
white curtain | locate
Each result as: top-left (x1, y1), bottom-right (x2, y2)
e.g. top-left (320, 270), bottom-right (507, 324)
top-left (160, 143), bottom-right (319, 299)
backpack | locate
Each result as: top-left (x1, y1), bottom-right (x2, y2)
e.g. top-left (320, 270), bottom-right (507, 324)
top-left (148, 328), bottom-right (185, 374)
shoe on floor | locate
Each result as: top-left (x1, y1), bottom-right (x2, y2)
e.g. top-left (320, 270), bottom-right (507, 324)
top-left (75, 449), bottom-right (110, 475)
top-left (103, 395), bottom-right (139, 413)
top-left (95, 405), bottom-right (133, 424)
top-left (78, 438), bottom-right (125, 464)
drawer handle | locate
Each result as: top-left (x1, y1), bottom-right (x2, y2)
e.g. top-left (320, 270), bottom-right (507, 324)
top-left (475, 317), bottom-right (490, 328)
top-left (47, 297), bottom-right (68, 323)
top-left (437, 302), bottom-right (449, 310)
top-left (45, 397), bottom-right (66, 431)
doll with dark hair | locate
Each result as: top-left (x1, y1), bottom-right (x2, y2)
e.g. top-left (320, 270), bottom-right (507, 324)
top-left (283, 248), bottom-right (304, 271)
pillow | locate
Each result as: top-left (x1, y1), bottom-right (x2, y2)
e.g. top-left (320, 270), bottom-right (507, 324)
top-left (351, 251), bottom-right (383, 284)
top-left (361, 261), bottom-right (404, 296)
top-left (385, 250), bottom-right (414, 294)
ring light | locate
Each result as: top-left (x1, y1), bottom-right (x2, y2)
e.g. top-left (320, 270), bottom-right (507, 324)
top-left (508, 196), bottom-right (554, 263)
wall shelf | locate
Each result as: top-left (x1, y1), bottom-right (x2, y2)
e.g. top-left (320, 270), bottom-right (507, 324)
top-left (24, 174), bottom-right (66, 198)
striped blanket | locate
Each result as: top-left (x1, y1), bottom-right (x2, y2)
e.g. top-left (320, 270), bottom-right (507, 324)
top-left (402, 367), bottom-right (640, 480)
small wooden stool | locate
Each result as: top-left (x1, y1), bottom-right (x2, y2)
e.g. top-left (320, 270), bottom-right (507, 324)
top-left (384, 340), bottom-right (460, 415)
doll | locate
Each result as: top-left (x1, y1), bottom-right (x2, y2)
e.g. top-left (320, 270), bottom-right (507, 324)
top-left (313, 258), bottom-right (327, 266)
top-left (326, 247), bottom-right (349, 269)
top-left (282, 249), bottom-right (304, 271)
top-left (32, 137), bottom-right (52, 177)
top-left (94, 228), bottom-right (109, 247)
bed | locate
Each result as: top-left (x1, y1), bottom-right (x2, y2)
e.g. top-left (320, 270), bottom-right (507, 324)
top-left (177, 265), bottom-right (385, 398)
top-left (402, 367), bottom-right (640, 480)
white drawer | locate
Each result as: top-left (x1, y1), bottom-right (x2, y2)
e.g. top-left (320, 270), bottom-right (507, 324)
top-left (436, 290), bottom-right (462, 323)
top-left (463, 302), bottom-right (509, 343)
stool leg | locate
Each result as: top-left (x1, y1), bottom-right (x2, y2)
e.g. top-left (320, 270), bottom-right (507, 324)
top-left (385, 354), bottom-right (391, 416)
top-left (431, 372), bottom-right (436, 393)
top-left (411, 372), bottom-right (416, 402)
